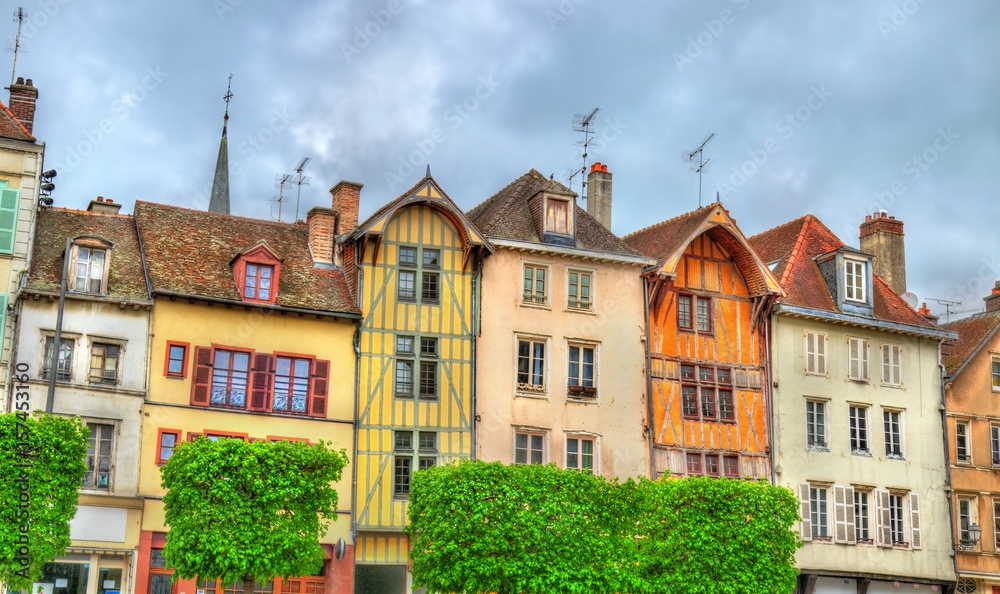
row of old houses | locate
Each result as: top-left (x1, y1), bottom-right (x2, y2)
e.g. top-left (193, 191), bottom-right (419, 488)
top-left (3, 82), bottom-right (1000, 594)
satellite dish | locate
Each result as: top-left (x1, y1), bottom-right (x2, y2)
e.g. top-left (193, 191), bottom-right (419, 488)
top-left (901, 292), bottom-right (919, 308)
top-left (335, 537), bottom-right (346, 560)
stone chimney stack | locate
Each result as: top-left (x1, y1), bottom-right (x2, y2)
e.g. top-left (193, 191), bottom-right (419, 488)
top-left (86, 196), bottom-right (122, 215)
top-left (985, 281), bottom-right (1000, 313)
top-left (586, 162), bottom-right (612, 229)
top-left (859, 210), bottom-right (906, 295)
top-left (8, 77), bottom-right (38, 134)
top-left (307, 207), bottom-right (337, 265)
top-left (330, 180), bottom-right (363, 236)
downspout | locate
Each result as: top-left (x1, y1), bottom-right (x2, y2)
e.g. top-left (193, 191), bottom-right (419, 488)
top-left (643, 274), bottom-right (655, 478)
top-left (939, 347), bottom-right (958, 586)
top-left (349, 240), bottom-right (363, 546)
top-left (470, 252), bottom-right (481, 460)
top-left (766, 301), bottom-right (777, 485)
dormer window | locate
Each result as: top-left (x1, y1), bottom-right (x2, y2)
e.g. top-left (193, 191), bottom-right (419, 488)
top-left (68, 237), bottom-right (114, 294)
top-left (845, 259), bottom-right (867, 302)
top-left (545, 197), bottom-right (571, 235)
top-left (232, 243), bottom-right (282, 305)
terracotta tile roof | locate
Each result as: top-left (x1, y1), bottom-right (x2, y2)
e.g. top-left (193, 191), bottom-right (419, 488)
top-left (26, 207), bottom-right (148, 300)
top-left (466, 169), bottom-right (641, 257)
top-left (748, 215), bottom-right (936, 328)
top-left (621, 205), bottom-right (717, 260)
top-left (941, 311), bottom-right (1000, 377)
top-left (0, 98), bottom-right (34, 142)
top-left (134, 201), bottom-right (360, 315)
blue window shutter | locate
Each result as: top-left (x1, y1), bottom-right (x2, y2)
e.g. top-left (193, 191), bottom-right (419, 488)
top-left (0, 184), bottom-right (20, 254)
top-left (0, 294), bottom-right (8, 353)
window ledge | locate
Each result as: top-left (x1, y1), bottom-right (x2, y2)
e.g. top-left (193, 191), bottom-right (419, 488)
top-left (520, 301), bottom-right (550, 310)
top-left (880, 383), bottom-right (903, 389)
top-left (567, 397), bottom-right (599, 405)
top-left (851, 449), bottom-right (873, 457)
top-left (807, 445), bottom-right (830, 452)
top-left (847, 378), bottom-right (871, 384)
top-left (564, 307), bottom-right (597, 316)
top-left (886, 454), bottom-right (906, 461)
top-left (516, 391), bottom-right (548, 400)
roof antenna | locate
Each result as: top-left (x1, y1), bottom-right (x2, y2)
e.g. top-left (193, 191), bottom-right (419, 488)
top-left (568, 107), bottom-right (599, 199)
top-left (686, 132), bottom-right (715, 207)
top-left (7, 8), bottom-right (26, 86)
top-left (926, 297), bottom-right (962, 323)
top-left (272, 172), bottom-right (291, 221)
top-left (292, 158), bottom-right (312, 221)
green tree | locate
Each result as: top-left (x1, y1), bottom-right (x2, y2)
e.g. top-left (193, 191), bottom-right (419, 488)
top-left (0, 412), bottom-right (89, 591)
top-left (160, 437), bottom-right (349, 594)
top-left (406, 460), bottom-right (633, 594)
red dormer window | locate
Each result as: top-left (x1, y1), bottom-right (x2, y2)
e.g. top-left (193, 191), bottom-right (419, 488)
top-left (232, 243), bottom-right (282, 304)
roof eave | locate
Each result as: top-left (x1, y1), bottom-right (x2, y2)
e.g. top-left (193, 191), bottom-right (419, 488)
top-left (489, 238), bottom-right (655, 266)
top-left (945, 321), bottom-right (1000, 380)
top-left (150, 289), bottom-right (362, 319)
top-left (774, 303), bottom-right (957, 340)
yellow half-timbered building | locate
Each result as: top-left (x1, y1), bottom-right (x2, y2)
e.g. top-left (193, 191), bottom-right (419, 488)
top-left (338, 176), bottom-right (490, 592)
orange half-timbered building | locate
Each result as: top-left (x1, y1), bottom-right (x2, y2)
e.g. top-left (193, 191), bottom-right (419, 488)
top-left (624, 203), bottom-right (783, 480)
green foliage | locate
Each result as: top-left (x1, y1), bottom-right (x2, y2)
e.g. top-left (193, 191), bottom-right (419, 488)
top-left (0, 413), bottom-right (89, 591)
top-left (160, 438), bottom-right (349, 588)
top-left (407, 461), bottom-right (801, 594)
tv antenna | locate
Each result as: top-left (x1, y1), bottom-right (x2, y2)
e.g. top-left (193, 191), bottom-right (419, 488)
top-left (568, 107), bottom-right (599, 198)
top-left (291, 157), bottom-right (312, 221)
top-left (272, 173), bottom-right (292, 222)
top-left (927, 297), bottom-right (962, 323)
top-left (686, 132), bottom-right (715, 207)
top-left (7, 8), bottom-right (26, 85)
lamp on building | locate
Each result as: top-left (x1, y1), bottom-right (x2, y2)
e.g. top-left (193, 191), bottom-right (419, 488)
top-left (969, 523), bottom-right (982, 545)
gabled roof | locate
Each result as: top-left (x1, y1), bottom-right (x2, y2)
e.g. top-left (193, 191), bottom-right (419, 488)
top-left (26, 208), bottom-right (148, 300)
top-left (941, 310), bottom-right (1000, 378)
top-left (623, 202), bottom-right (783, 297)
top-left (353, 175), bottom-right (491, 251)
top-left (748, 215), bottom-right (936, 329)
top-left (466, 169), bottom-right (641, 258)
top-left (0, 98), bottom-right (34, 142)
top-left (134, 201), bottom-right (360, 316)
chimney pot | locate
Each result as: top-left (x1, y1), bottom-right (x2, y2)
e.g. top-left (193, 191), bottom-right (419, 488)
top-left (97, 196), bottom-right (104, 202)
top-left (586, 162), bottom-right (613, 229)
top-left (984, 281), bottom-right (1000, 312)
top-left (865, 215), bottom-right (872, 221)
top-left (8, 76), bottom-right (38, 135)
top-left (86, 198), bottom-right (121, 214)
top-left (15, 77), bottom-right (23, 84)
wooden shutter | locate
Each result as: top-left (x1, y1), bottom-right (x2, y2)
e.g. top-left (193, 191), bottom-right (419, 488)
top-left (845, 485), bottom-right (857, 545)
top-left (861, 339), bottom-right (870, 380)
top-left (816, 334), bottom-right (826, 375)
top-left (190, 347), bottom-right (213, 406)
top-left (0, 294), bottom-right (7, 353)
top-left (892, 345), bottom-right (902, 385)
top-left (308, 359), bottom-right (331, 417)
top-left (881, 344), bottom-right (891, 383)
top-left (876, 489), bottom-right (891, 547)
top-left (249, 353), bottom-right (274, 412)
top-left (848, 338), bottom-right (860, 379)
top-left (806, 332), bottom-right (816, 373)
top-left (910, 492), bottom-right (921, 549)
top-left (0, 185), bottom-right (18, 254)
top-left (66, 246), bottom-right (79, 290)
top-left (833, 485), bottom-right (848, 543)
top-left (733, 369), bottom-right (749, 388)
top-left (799, 482), bottom-right (812, 541)
top-left (747, 370), bottom-right (763, 390)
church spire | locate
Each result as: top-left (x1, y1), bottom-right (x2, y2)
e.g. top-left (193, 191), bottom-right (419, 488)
top-left (208, 74), bottom-right (233, 215)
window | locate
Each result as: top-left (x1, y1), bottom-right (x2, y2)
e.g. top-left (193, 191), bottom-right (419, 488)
top-left (83, 422), bottom-right (114, 490)
top-left (847, 337), bottom-right (869, 381)
top-left (211, 350), bottom-right (251, 408)
top-left (849, 406), bottom-right (869, 454)
top-left (396, 336), bottom-right (414, 396)
top-left (89, 342), bottom-right (121, 385)
top-left (421, 272), bottom-right (439, 302)
top-left (677, 295), bottom-right (692, 329)
top-left (993, 358), bottom-right (1000, 390)
top-left (806, 400), bottom-right (828, 449)
top-left (398, 270), bottom-right (416, 301)
top-left (394, 431), bottom-right (413, 497)
top-left (845, 259), bottom-right (866, 302)
top-left (422, 249), bottom-right (439, 268)
top-left (515, 432), bottom-right (545, 464)
top-left (43, 336), bottom-right (74, 381)
top-left (704, 454), bottom-right (720, 477)
top-left (810, 486), bottom-right (829, 538)
top-left (701, 388), bottom-right (717, 419)
top-left (804, 331), bottom-right (827, 375)
top-left (686, 453), bottom-right (702, 475)
top-left (0, 181), bottom-right (19, 254)
top-left (884, 409), bottom-right (903, 458)
top-left (243, 264), bottom-right (274, 301)
top-left (994, 499), bottom-right (1000, 552)
top-left (567, 270), bottom-right (592, 310)
top-left (956, 422), bottom-right (971, 464)
top-left (523, 264), bottom-right (547, 304)
top-left (418, 431), bottom-right (437, 472)
top-left (74, 246), bottom-right (108, 293)
top-left (394, 336), bottom-right (436, 400)
top-left (567, 343), bottom-right (596, 398)
top-left (881, 342), bottom-right (902, 386)
top-left (157, 429), bottom-right (180, 464)
top-left (722, 455), bottom-right (739, 477)
top-left (566, 436), bottom-right (595, 473)
top-left (682, 365), bottom-right (733, 421)
top-left (398, 246), bottom-right (417, 266)
top-left (544, 196), bottom-right (571, 235)
top-left (682, 386), bottom-right (698, 417)
top-left (854, 490), bottom-right (871, 542)
top-left (993, 425), bottom-right (1000, 466)
top-left (719, 390), bottom-right (734, 421)
top-left (273, 356), bottom-right (310, 413)
top-left (165, 341), bottom-right (189, 377)
top-left (418, 338), bottom-right (438, 399)
top-left (516, 338), bottom-right (546, 395)
top-left (959, 497), bottom-right (974, 547)
top-left (696, 296), bottom-right (712, 332)
top-left (889, 493), bottom-right (905, 545)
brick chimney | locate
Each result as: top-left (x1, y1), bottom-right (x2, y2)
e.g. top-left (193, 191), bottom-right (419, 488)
top-left (330, 180), bottom-right (362, 236)
top-left (917, 302), bottom-right (939, 324)
top-left (8, 77), bottom-right (38, 134)
top-left (586, 162), bottom-right (612, 229)
top-left (859, 210), bottom-right (906, 295)
top-left (985, 281), bottom-right (1000, 313)
top-left (86, 196), bottom-right (122, 215)
top-left (307, 206), bottom-right (337, 265)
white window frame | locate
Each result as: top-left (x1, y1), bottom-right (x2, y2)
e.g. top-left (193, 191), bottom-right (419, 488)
top-left (994, 498), bottom-right (1000, 552)
top-left (515, 335), bottom-right (548, 397)
top-left (844, 258), bottom-right (867, 302)
top-left (69, 242), bottom-right (112, 294)
top-left (805, 399), bottom-right (829, 450)
top-left (82, 419), bottom-right (117, 491)
top-left (514, 430), bottom-right (547, 465)
top-left (804, 331), bottom-right (827, 375)
top-left (847, 336), bottom-right (870, 382)
top-left (521, 261), bottom-right (550, 306)
top-left (958, 496), bottom-right (977, 549)
top-left (880, 342), bottom-right (902, 387)
top-left (883, 408), bottom-right (905, 459)
top-left (542, 194), bottom-right (573, 236)
top-left (88, 338), bottom-right (125, 386)
top-left (888, 492), bottom-right (907, 546)
top-left (566, 340), bottom-right (598, 400)
top-left (992, 357), bottom-right (1000, 392)
top-left (566, 268), bottom-right (594, 311)
top-left (992, 424), bottom-right (1000, 467)
top-left (565, 434), bottom-right (598, 474)
top-left (810, 486), bottom-right (830, 539)
top-left (956, 420), bottom-right (972, 464)
top-left (43, 333), bottom-right (79, 382)
top-left (849, 405), bottom-right (870, 455)
top-left (854, 489), bottom-right (872, 543)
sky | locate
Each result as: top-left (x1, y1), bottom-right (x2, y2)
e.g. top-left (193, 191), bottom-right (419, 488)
top-left (8, 0), bottom-right (999, 320)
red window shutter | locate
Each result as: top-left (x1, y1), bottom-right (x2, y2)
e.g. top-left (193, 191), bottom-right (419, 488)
top-left (190, 347), bottom-right (213, 406)
top-left (250, 353), bottom-right (274, 412)
top-left (309, 359), bottom-right (331, 417)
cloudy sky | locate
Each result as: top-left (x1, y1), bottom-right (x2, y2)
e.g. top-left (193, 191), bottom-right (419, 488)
top-left (10, 0), bottom-right (999, 319)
